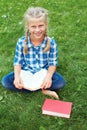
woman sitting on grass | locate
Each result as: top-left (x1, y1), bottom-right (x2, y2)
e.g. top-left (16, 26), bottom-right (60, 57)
top-left (1, 7), bottom-right (66, 99)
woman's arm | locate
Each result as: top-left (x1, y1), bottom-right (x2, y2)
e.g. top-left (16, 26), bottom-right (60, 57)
top-left (47, 66), bottom-right (56, 78)
top-left (41, 66), bottom-right (56, 89)
top-left (14, 65), bottom-right (23, 89)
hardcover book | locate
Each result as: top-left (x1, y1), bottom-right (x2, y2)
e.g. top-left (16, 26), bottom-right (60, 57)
top-left (42, 98), bottom-right (72, 118)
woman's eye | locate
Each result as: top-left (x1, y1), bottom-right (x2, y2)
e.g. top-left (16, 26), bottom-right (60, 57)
top-left (39, 25), bottom-right (43, 27)
top-left (31, 26), bottom-right (36, 29)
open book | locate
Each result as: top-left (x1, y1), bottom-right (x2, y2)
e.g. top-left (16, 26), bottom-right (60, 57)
top-left (42, 98), bottom-right (73, 118)
top-left (20, 69), bottom-right (47, 91)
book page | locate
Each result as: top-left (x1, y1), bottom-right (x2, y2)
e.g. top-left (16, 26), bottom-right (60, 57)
top-left (20, 69), bottom-right (47, 91)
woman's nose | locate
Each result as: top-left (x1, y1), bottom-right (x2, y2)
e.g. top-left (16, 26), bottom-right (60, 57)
top-left (35, 27), bottom-right (40, 32)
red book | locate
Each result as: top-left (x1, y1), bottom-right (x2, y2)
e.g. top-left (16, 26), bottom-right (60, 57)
top-left (42, 98), bottom-right (72, 118)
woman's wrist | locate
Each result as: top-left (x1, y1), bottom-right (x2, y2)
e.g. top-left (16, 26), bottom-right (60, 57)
top-left (14, 73), bottom-right (20, 79)
top-left (46, 72), bottom-right (53, 79)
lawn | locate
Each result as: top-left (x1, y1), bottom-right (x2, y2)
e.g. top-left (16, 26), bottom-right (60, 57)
top-left (0, 0), bottom-right (87, 130)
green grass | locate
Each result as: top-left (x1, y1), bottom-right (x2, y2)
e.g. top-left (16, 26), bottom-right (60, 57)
top-left (0, 0), bottom-right (87, 130)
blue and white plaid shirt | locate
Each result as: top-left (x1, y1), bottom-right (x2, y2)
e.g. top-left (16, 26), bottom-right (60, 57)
top-left (14, 36), bottom-right (58, 73)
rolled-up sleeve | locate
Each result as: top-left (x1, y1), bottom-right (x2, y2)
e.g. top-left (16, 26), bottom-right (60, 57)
top-left (48, 39), bottom-right (58, 66)
top-left (14, 38), bottom-right (24, 66)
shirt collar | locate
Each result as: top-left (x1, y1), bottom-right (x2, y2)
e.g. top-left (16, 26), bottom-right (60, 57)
top-left (27, 36), bottom-right (47, 49)
top-left (27, 37), bottom-right (33, 48)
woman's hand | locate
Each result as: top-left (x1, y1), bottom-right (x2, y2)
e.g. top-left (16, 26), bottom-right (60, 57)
top-left (14, 65), bottom-right (23, 89)
top-left (41, 73), bottom-right (52, 89)
top-left (14, 76), bottom-right (24, 89)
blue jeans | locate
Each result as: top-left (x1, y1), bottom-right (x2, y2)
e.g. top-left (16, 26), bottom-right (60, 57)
top-left (1, 72), bottom-right (66, 92)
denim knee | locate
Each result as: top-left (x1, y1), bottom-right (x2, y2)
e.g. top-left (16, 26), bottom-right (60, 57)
top-left (1, 76), bottom-right (7, 88)
top-left (50, 72), bottom-right (66, 90)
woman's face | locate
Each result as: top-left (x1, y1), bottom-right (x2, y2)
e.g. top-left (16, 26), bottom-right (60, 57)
top-left (28, 17), bottom-right (47, 41)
